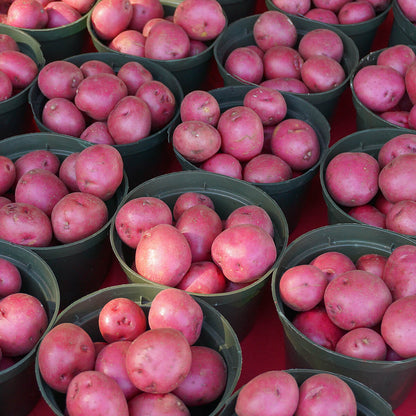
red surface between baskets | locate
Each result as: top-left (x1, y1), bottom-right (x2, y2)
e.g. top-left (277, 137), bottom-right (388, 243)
top-left (26, 2), bottom-right (416, 415)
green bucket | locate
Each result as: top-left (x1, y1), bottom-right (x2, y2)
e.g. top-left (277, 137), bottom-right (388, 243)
top-left (389, 0), bottom-right (416, 46)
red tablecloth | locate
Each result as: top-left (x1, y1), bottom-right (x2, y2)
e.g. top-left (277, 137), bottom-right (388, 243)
top-left (28, 2), bottom-right (416, 415)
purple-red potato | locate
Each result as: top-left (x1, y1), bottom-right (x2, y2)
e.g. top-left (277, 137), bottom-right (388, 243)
top-left (324, 269), bottom-right (392, 330)
top-left (300, 55), bottom-right (345, 92)
top-left (217, 106), bottom-right (264, 162)
top-left (94, 341), bottom-right (108, 358)
top-left (62, 0), bottom-right (95, 14)
top-left (263, 45), bottom-right (304, 80)
top-left (98, 297), bottom-right (147, 343)
top-left (125, 327), bottom-right (192, 394)
top-left (95, 340), bottom-right (139, 400)
top-left (0, 50), bottom-right (38, 89)
top-left (14, 149), bottom-right (60, 183)
top-left (312, 0), bottom-right (349, 12)
top-left (128, 392), bottom-right (190, 416)
top-left (386, 199), bottom-right (416, 235)
top-left (0, 202), bottom-right (53, 247)
top-left (38, 322), bottom-right (95, 393)
top-left (0, 33), bottom-right (19, 52)
top-left (377, 44), bottom-right (416, 77)
top-left (66, 370), bottom-right (129, 416)
top-left (304, 7), bottom-right (340, 24)
top-left (173, 0), bottom-right (226, 41)
top-left (201, 152), bottom-right (243, 179)
top-left (0, 292), bottom-right (47, 356)
top-left (148, 287), bottom-right (203, 345)
top-left (243, 153), bottom-right (293, 183)
top-left (91, 0), bottom-right (132, 40)
top-left (176, 261), bottom-right (227, 294)
top-left (51, 192), bottom-right (108, 243)
top-left (211, 224), bottom-right (277, 283)
top-left (325, 151), bottom-right (380, 207)
top-left (75, 143), bottom-right (124, 201)
top-left (173, 346), bottom-right (227, 407)
top-left (235, 370), bottom-right (299, 416)
top-left (398, 0), bottom-right (416, 21)
top-left (338, 0), bottom-right (376, 24)
top-left (310, 251), bottom-right (356, 281)
top-left (353, 65), bottom-right (406, 112)
top-left (135, 223), bottom-right (192, 286)
top-left (348, 204), bottom-right (386, 228)
top-left (180, 90), bottom-right (220, 126)
top-left (335, 327), bottom-right (387, 360)
top-left (45, 1), bottom-right (82, 27)
top-left (381, 294), bottom-right (416, 358)
top-left (377, 133), bottom-right (416, 168)
top-left (128, 0), bottom-right (164, 31)
top-left (107, 95), bottom-right (152, 144)
top-left (6, 0), bottom-right (48, 28)
top-left (379, 153), bottom-right (416, 203)
top-left (224, 46), bottom-right (264, 84)
top-left (261, 76), bottom-right (310, 94)
top-left (367, 0), bottom-right (390, 12)
top-left (375, 192), bottom-right (394, 215)
top-left (383, 244), bottom-right (416, 300)
top-left (189, 39), bottom-right (208, 56)
top-left (80, 121), bottom-right (115, 145)
top-left (172, 120), bottom-right (222, 164)
top-left (79, 59), bottom-right (114, 77)
top-left (270, 0), bottom-right (311, 14)
top-left (0, 258), bottom-right (21, 297)
top-left (108, 29), bottom-right (145, 57)
top-left (409, 104), bottom-right (416, 129)
top-left (135, 80), bottom-right (176, 132)
top-left (225, 205), bottom-right (274, 237)
top-left (279, 264), bottom-right (328, 312)
top-left (271, 118), bottom-right (320, 171)
top-left (295, 373), bottom-right (357, 416)
top-left (172, 192), bottom-right (215, 221)
top-left (175, 204), bottom-right (223, 262)
top-left (292, 305), bottom-right (346, 350)
top-left (0, 70), bottom-right (12, 101)
top-left (116, 196), bottom-right (172, 249)
top-left (14, 168), bottom-right (69, 216)
top-left (385, 346), bottom-right (404, 361)
top-left (144, 20), bottom-right (190, 60)
top-left (253, 10), bottom-right (297, 51)
top-left (74, 73), bottom-right (128, 121)
top-left (224, 280), bottom-right (251, 293)
top-left (243, 86), bottom-right (287, 126)
top-left (37, 60), bottom-right (84, 100)
top-left (0, 196), bottom-right (11, 208)
top-left (58, 152), bottom-right (79, 192)
top-left (0, 155), bottom-right (15, 194)
top-left (142, 16), bottom-right (165, 37)
top-left (117, 61), bottom-right (153, 95)
top-left (355, 253), bottom-right (387, 278)
top-left (380, 110), bottom-right (409, 128)
top-left (298, 28), bottom-right (344, 63)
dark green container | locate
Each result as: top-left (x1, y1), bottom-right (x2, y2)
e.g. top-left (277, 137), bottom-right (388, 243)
top-left (0, 239), bottom-right (60, 416)
top-left (213, 13), bottom-right (359, 120)
top-left (218, 368), bottom-right (395, 415)
top-left (109, 170), bottom-right (289, 341)
top-left (218, 0), bottom-right (256, 22)
top-left (172, 85), bottom-right (330, 232)
top-left (36, 283), bottom-right (242, 416)
top-left (271, 223), bottom-right (416, 409)
top-left (0, 24), bottom-right (44, 140)
top-left (0, 132), bottom-right (128, 308)
top-left (265, 0), bottom-right (393, 58)
top-left (389, 0), bottom-right (416, 46)
top-left (29, 52), bottom-right (183, 190)
top-left (87, 0), bottom-right (227, 94)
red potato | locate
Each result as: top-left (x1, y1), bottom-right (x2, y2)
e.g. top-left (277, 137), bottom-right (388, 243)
top-left (172, 120), bottom-right (222, 164)
top-left (355, 253), bottom-right (387, 278)
top-left (263, 45), bottom-right (304, 80)
top-left (148, 287), bottom-right (203, 345)
top-left (304, 7), bottom-right (340, 24)
top-left (0, 155), bottom-right (15, 194)
top-left (310, 251), bottom-right (356, 282)
top-left (0, 70), bottom-right (13, 101)
top-left (128, 392), bottom-right (190, 416)
top-left (398, 0), bottom-right (416, 22)
top-left (380, 110), bottom-right (410, 128)
top-left (0, 196), bottom-right (11, 208)
top-left (128, 0), bottom-right (164, 31)
top-left (260, 77), bottom-right (310, 94)
top-left (381, 294), bottom-right (416, 359)
top-left (37, 322), bottom-right (96, 393)
top-left (225, 205), bottom-right (274, 237)
top-left (79, 59), bottom-right (114, 77)
top-left (224, 46), bottom-right (264, 84)
top-left (135, 223), bottom-right (192, 286)
top-left (324, 269), bottom-right (393, 330)
top-left (348, 204), bottom-right (386, 228)
top-left (189, 39), bottom-right (208, 56)
top-left (115, 196), bottom-right (172, 249)
top-left (243, 153), bottom-right (293, 183)
top-left (0, 258), bottom-right (21, 297)
top-left (386, 199), bottom-right (416, 235)
top-left (374, 192), bottom-right (394, 215)
top-left (0, 292), bottom-right (47, 356)
top-left (325, 152), bottom-right (380, 207)
top-left (172, 192), bottom-right (215, 221)
top-left (377, 44), bottom-right (416, 77)
top-left (338, 0), bottom-right (376, 24)
top-left (0, 33), bottom-right (19, 52)
top-left (107, 95), bottom-right (152, 144)
top-left (142, 16), bottom-right (165, 37)
top-left (180, 90), bottom-right (221, 126)
top-left (80, 121), bottom-right (115, 145)
top-left (125, 327), bottom-right (193, 394)
top-left (173, 346), bottom-right (227, 407)
top-left (116, 61), bottom-right (153, 95)
top-left (75, 143), bottom-right (124, 201)
top-left (6, 0), bottom-right (48, 28)
top-left (279, 264), bottom-right (328, 312)
top-left (201, 152), bottom-right (243, 179)
top-left (58, 152), bottom-right (80, 192)
top-left (108, 29), bottom-right (145, 57)
top-left (270, 0), bottom-right (311, 14)
top-left (51, 192), bottom-right (108, 244)
top-left (295, 373), bottom-right (357, 416)
top-left (312, 0), bottom-right (349, 12)
top-left (62, 0), bottom-right (95, 14)
top-left (0, 202), bottom-right (53, 247)
top-left (235, 370), bottom-right (299, 416)
top-left (45, 1), bottom-right (82, 28)
top-left (211, 224), bottom-right (277, 283)
top-left (335, 327), bottom-right (387, 360)
top-left (14, 149), bottom-right (60, 183)
top-left (0, 50), bottom-right (38, 89)
top-left (66, 370), bottom-right (129, 416)
top-left (377, 133), bottom-right (416, 168)
top-left (366, 0), bottom-right (390, 12)
top-left (409, 104), bottom-right (416, 129)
